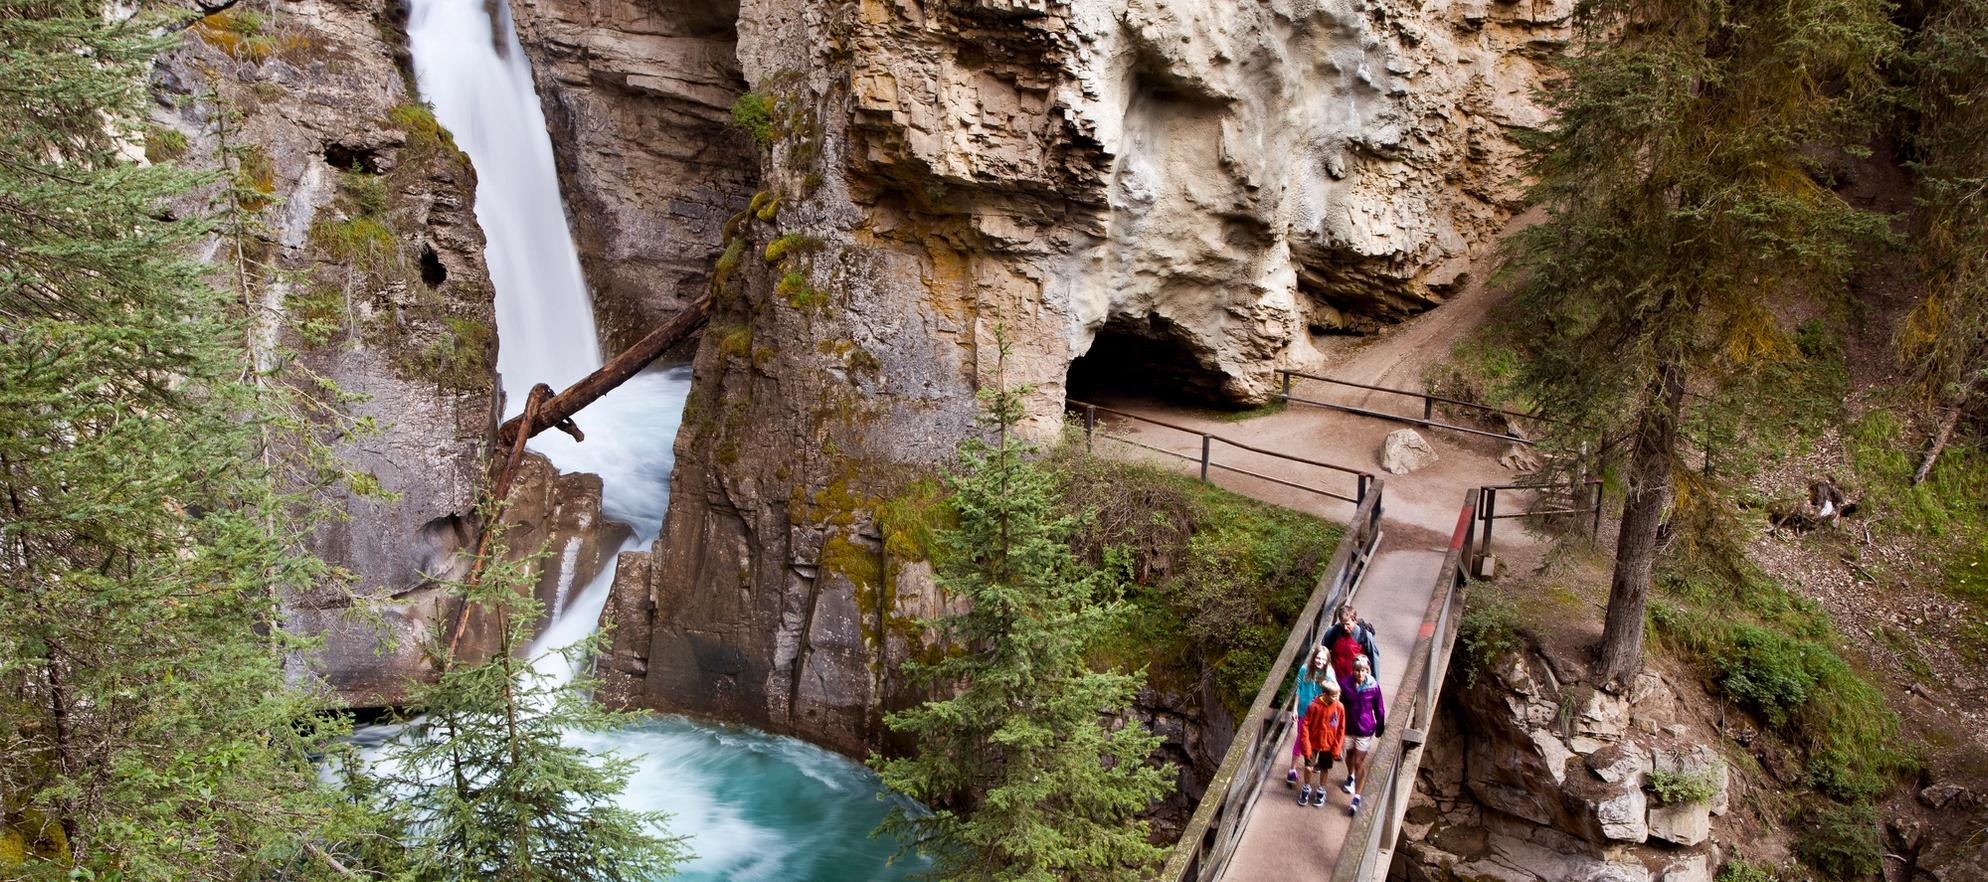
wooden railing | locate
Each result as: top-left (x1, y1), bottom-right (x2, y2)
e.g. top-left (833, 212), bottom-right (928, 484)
top-left (1327, 490), bottom-right (1478, 882)
top-left (1069, 399), bottom-right (1374, 504)
top-left (1273, 369), bottom-right (1541, 445)
top-left (1160, 483), bottom-right (1386, 882)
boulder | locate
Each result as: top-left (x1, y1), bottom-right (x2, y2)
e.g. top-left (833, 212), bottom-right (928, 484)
top-left (1651, 745), bottom-right (1730, 816)
top-left (1647, 800), bottom-right (1711, 846)
top-left (1383, 429), bottom-right (1440, 474)
top-left (1657, 853), bottom-right (1712, 882)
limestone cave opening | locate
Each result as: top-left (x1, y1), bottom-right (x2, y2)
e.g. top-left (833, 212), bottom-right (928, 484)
top-left (419, 243), bottom-right (447, 286)
top-left (1066, 316), bottom-right (1235, 408)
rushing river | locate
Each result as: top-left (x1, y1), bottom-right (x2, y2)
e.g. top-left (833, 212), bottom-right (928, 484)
top-left (397, 2), bottom-right (925, 877)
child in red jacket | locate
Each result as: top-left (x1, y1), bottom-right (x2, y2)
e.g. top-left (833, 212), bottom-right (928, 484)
top-left (1295, 679), bottom-right (1345, 807)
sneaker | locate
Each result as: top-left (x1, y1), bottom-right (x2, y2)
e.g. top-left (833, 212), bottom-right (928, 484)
top-left (1286, 768), bottom-right (1299, 787)
top-left (1341, 776), bottom-right (1356, 794)
top-left (1351, 794), bottom-right (1362, 813)
top-left (1312, 789), bottom-right (1328, 807)
top-left (1298, 785), bottom-right (1312, 806)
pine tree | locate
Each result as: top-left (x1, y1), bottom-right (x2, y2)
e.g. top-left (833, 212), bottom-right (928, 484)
top-left (1507, 0), bottom-right (1901, 684)
top-left (1899, 0), bottom-right (1988, 482)
top-left (366, 548), bottom-right (689, 882)
top-left (0, 1), bottom-right (360, 877)
top-left (871, 345), bottom-right (1174, 882)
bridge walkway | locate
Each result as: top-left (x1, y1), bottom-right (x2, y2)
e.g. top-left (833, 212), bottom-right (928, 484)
top-left (1073, 370), bottom-right (1576, 882)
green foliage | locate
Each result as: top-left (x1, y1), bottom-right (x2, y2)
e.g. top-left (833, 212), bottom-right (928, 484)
top-left (0, 2), bottom-right (365, 877)
top-left (142, 124), bottom-right (188, 163)
top-left (388, 102), bottom-right (465, 166)
top-left (1795, 802), bottom-right (1882, 879)
top-left (360, 547), bottom-right (690, 882)
top-left (1898, 0), bottom-right (1988, 417)
top-left (730, 92), bottom-right (774, 146)
top-left (1651, 564), bottom-right (1913, 802)
top-left (1715, 859), bottom-right (1780, 882)
top-left (763, 233), bottom-right (821, 264)
top-left (1212, 399), bottom-right (1287, 422)
top-left (750, 189), bottom-right (780, 221)
top-left (1645, 767), bottom-right (1722, 806)
top-left (1844, 409), bottom-right (1988, 653)
top-left (1456, 590), bottom-right (1529, 688)
top-left (777, 270), bottom-right (826, 308)
top-left (1056, 450), bottom-right (1338, 713)
top-left (871, 343), bottom-right (1174, 882)
top-left (420, 315), bottom-right (493, 390)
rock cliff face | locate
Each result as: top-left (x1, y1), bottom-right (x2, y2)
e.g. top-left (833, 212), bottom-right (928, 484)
top-left (508, 0), bottom-right (761, 354)
top-left (536, 0), bottom-right (1565, 756)
top-left (154, 0), bottom-right (620, 706)
top-left (1398, 649), bottom-right (1733, 882)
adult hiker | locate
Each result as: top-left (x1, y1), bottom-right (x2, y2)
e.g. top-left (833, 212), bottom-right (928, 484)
top-left (1295, 679), bottom-right (1346, 808)
top-left (1322, 603), bottom-right (1380, 682)
top-left (1340, 654), bottom-right (1386, 815)
top-left (1285, 646), bottom-right (1335, 787)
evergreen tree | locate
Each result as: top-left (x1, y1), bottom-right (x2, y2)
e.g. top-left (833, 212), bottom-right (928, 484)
top-left (1900, 0), bottom-right (1988, 481)
top-left (872, 346), bottom-right (1174, 882)
top-left (0, 1), bottom-right (360, 877)
top-left (1507, 0), bottom-right (1901, 683)
top-left (367, 548), bottom-right (689, 882)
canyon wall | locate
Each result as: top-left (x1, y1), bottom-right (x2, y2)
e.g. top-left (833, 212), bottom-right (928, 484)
top-left (514, 0), bottom-right (1568, 759)
top-left (156, 0), bottom-right (617, 706)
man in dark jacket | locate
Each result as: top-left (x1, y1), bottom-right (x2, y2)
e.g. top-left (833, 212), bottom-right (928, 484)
top-left (1322, 603), bottom-right (1379, 681)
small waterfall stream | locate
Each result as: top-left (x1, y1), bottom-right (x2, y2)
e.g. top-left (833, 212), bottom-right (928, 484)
top-left (396, 3), bottom-right (924, 877)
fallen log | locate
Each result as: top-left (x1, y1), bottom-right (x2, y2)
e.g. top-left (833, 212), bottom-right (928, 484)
top-left (496, 294), bottom-right (710, 446)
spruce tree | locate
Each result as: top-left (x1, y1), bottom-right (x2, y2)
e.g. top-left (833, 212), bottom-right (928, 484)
top-left (872, 346), bottom-right (1173, 882)
top-left (1900, 0), bottom-right (1988, 480)
top-left (367, 548), bottom-right (689, 882)
top-left (0, 1), bottom-right (358, 877)
top-left (1507, 0), bottom-right (1901, 683)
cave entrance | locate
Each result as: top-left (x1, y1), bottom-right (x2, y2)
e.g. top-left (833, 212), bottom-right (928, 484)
top-left (1066, 316), bottom-right (1235, 407)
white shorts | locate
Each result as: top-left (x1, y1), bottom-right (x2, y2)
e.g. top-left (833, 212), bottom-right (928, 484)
top-left (1352, 734), bottom-right (1378, 752)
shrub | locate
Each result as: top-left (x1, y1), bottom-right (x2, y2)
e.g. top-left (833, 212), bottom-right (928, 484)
top-left (1794, 802), bottom-right (1881, 880)
top-left (1715, 859), bottom-right (1779, 882)
top-left (1712, 624), bottom-right (1819, 728)
top-left (730, 92), bottom-right (773, 146)
top-left (1645, 767), bottom-right (1722, 806)
top-left (1055, 451), bottom-right (1337, 713)
top-left (1456, 591), bottom-right (1527, 687)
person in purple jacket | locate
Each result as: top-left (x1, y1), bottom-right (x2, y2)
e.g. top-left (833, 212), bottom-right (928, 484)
top-left (1339, 654), bottom-right (1386, 814)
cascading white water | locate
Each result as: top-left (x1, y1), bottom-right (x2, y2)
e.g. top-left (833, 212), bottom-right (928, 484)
top-left (397, 4), bottom-right (925, 878)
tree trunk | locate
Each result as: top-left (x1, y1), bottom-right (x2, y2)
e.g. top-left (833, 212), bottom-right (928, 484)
top-left (1598, 361), bottom-right (1684, 687)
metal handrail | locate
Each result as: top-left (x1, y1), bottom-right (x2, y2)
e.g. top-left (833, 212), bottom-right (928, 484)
top-left (1276, 369), bottom-right (1559, 428)
top-left (1476, 480), bottom-right (1604, 566)
top-left (1161, 483), bottom-right (1387, 882)
top-left (1328, 491), bottom-right (1477, 882)
top-left (1068, 400), bottom-right (1373, 504)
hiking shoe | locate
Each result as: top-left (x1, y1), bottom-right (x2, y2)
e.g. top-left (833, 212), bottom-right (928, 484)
top-left (1298, 785), bottom-right (1311, 806)
top-left (1341, 776), bottom-right (1356, 794)
top-left (1287, 768), bottom-right (1299, 787)
top-left (1312, 789), bottom-right (1328, 807)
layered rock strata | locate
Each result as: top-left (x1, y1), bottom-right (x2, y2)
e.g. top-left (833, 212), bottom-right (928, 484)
top-left (155, 0), bottom-right (618, 706)
top-left (561, 0), bottom-right (1566, 758)
top-left (508, 0), bottom-right (762, 354)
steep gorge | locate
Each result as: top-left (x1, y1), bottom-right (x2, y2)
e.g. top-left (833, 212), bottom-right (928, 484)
top-left (496, 0), bottom-right (1571, 758)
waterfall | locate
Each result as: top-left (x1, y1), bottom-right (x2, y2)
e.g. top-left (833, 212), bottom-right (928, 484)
top-left (393, 2), bottom-right (927, 878)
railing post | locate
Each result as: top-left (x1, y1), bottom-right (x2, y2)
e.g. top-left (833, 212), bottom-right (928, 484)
top-left (1200, 434), bottom-right (1212, 482)
top-left (1281, 369), bottom-right (1293, 397)
top-left (1357, 472), bottom-right (1372, 503)
top-left (1422, 395), bottom-right (1434, 422)
top-left (1084, 404), bottom-right (1096, 453)
top-left (1591, 480), bottom-right (1604, 537)
top-left (1479, 488), bottom-right (1496, 569)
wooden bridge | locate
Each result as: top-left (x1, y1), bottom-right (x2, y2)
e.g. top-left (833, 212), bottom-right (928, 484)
top-left (1070, 371), bottom-right (1600, 882)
